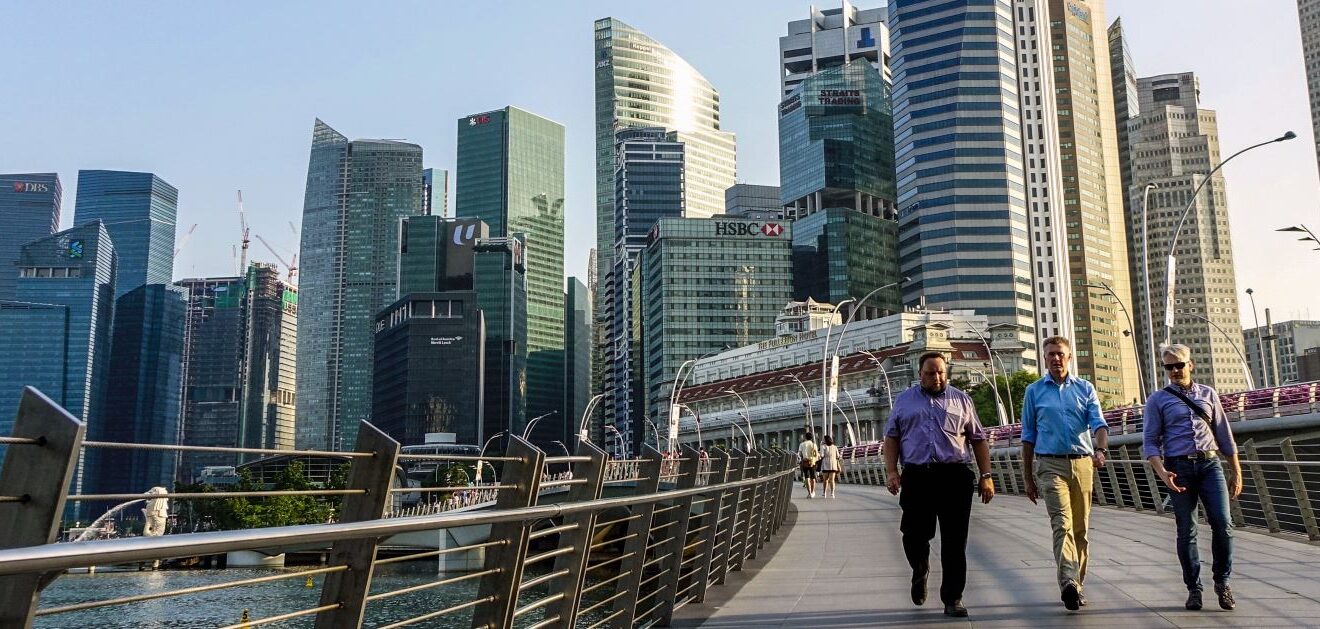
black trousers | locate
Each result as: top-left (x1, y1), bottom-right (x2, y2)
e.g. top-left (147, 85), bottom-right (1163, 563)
top-left (898, 464), bottom-right (975, 605)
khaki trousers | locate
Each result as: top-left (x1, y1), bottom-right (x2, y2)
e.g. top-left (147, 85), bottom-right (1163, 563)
top-left (1035, 456), bottom-right (1094, 590)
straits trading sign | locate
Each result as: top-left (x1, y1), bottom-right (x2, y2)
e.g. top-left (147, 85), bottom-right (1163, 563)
top-left (818, 89), bottom-right (863, 107)
top-left (11, 181), bottom-right (50, 193)
top-left (713, 221), bottom-right (786, 237)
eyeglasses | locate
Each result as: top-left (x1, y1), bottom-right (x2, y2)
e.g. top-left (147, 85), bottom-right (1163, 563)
top-left (1162, 362), bottom-right (1187, 371)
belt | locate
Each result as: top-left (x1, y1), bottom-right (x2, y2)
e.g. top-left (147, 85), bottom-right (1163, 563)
top-left (902, 462), bottom-right (969, 469)
top-left (1166, 451), bottom-right (1218, 461)
top-left (1036, 453), bottom-right (1088, 459)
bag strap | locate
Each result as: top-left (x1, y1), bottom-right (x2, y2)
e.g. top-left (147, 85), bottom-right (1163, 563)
top-left (1163, 385), bottom-right (1212, 426)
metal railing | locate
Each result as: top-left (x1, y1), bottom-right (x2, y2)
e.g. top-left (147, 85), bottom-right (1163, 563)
top-left (0, 387), bottom-right (795, 628)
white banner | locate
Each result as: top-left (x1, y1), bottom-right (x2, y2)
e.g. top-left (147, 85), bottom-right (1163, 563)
top-left (827, 355), bottom-right (840, 403)
top-left (1164, 255), bottom-right (1177, 329)
top-left (668, 404), bottom-right (680, 444)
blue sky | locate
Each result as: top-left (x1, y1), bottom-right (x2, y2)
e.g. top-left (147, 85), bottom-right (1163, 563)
top-left (2, 0), bottom-right (1316, 327)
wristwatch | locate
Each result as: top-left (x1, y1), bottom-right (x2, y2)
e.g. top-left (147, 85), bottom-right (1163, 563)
top-left (979, 472), bottom-right (993, 480)
top-left (1095, 448), bottom-right (1108, 455)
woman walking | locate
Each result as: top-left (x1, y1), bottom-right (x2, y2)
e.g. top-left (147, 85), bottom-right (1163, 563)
top-left (798, 432), bottom-right (819, 498)
top-left (819, 435), bottom-right (842, 498)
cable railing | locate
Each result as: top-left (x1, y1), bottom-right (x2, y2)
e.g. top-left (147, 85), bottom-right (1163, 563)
top-left (0, 386), bottom-right (795, 628)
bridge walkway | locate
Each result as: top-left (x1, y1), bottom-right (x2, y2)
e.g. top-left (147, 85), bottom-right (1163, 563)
top-left (673, 484), bottom-right (1320, 627)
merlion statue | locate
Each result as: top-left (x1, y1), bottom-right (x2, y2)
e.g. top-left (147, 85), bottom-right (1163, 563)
top-left (142, 486), bottom-right (170, 537)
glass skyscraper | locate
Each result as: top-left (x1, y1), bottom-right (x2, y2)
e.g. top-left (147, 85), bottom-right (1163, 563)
top-left (0, 173), bottom-right (61, 301)
top-left (890, 0), bottom-right (1037, 366)
top-left (73, 170), bottom-right (178, 298)
top-left (565, 277), bottom-right (592, 445)
top-left (456, 107), bottom-right (564, 442)
top-left (296, 119), bottom-right (424, 451)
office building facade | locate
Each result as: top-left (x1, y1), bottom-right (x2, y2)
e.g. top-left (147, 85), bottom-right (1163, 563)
top-left (889, 0), bottom-right (1038, 370)
top-left (73, 170), bottom-right (178, 298)
top-left (725, 184), bottom-right (783, 220)
top-left (1244, 319), bottom-right (1320, 388)
top-left (565, 277), bottom-right (592, 445)
top-left (296, 119), bottom-right (423, 451)
top-left (0, 173), bottom-right (61, 301)
top-left (456, 106), bottom-right (565, 443)
top-left (780, 1), bottom-right (891, 96)
top-left (1302, 0), bottom-right (1320, 176)
top-left (422, 168), bottom-right (450, 217)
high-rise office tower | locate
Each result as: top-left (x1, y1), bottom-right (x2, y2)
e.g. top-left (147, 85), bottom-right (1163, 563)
top-left (178, 263), bottom-right (298, 479)
top-left (1013, 0), bottom-right (1140, 404)
top-left (593, 18), bottom-right (738, 396)
top-left (296, 119), bottom-right (423, 451)
top-left (1128, 73), bottom-right (1249, 391)
top-left (0, 173), bottom-right (61, 301)
top-left (607, 127), bottom-right (686, 443)
top-left (0, 223), bottom-right (115, 493)
top-left (725, 184), bottom-right (783, 220)
top-left (779, 59), bottom-right (900, 320)
top-left (73, 170), bottom-right (178, 298)
top-left (889, 0), bottom-right (1037, 369)
top-left (474, 235), bottom-right (528, 443)
top-left (1301, 0), bottom-right (1320, 176)
top-left (93, 283), bottom-right (187, 498)
top-left (423, 168), bottom-right (450, 217)
top-left (1244, 319), bottom-right (1320, 388)
top-left (456, 106), bottom-right (564, 443)
top-left (780, 1), bottom-right (891, 96)
top-left (641, 216), bottom-right (793, 454)
top-left (565, 277), bottom-right (592, 446)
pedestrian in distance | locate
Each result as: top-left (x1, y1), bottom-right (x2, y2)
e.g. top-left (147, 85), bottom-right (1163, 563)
top-left (797, 431), bottom-right (820, 498)
top-left (1020, 335), bottom-right (1109, 611)
top-left (818, 434), bottom-right (842, 498)
top-left (884, 351), bottom-right (995, 618)
top-left (1143, 343), bottom-right (1242, 611)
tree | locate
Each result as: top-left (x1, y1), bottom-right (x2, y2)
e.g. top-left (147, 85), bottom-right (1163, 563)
top-left (962, 370), bottom-right (1036, 427)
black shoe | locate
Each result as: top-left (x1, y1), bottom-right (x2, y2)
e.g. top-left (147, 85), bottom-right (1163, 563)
top-left (1186, 589), bottom-right (1203, 610)
top-left (1062, 583), bottom-right (1081, 611)
top-left (943, 601), bottom-right (968, 617)
top-left (1215, 584), bottom-right (1235, 610)
top-left (911, 574), bottom-right (927, 606)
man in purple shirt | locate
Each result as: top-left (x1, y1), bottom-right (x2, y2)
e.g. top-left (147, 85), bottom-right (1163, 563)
top-left (1143, 343), bottom-right (1242, 612)
top-left (885, 351), bottom-right (994, 618)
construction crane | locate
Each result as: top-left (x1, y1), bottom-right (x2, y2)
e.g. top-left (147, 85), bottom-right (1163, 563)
top-left (173, 223), bottom-right (199, 257)
top-left (236, 190), bottom-right (250, 274)
top-left (254, 233), bottom-right (298, 285)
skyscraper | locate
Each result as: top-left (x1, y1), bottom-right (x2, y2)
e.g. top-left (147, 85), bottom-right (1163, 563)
top-left (456, 106), bottom-right (564, 442)
top-left (0, 173), bottom-right (61, 301)
top-left (725, 184), bottom-right (783, 220)
top-left (778, 58), bottom-right (900, 320)
top-left (594, 18), bottom-right (738, 398)
top-left (565, 277), bottom-right (592, 445)
top-left (1301, 0), bottom-right (1320, 176)
top-left (296, 119), bottom-right (423, 451)
top-left (73, 170), bottom-right (178, 298)
top-left (423, 168), bottom-right (450, 217)
top-left (1129, 73), bottom-right (1249, 391)
top-left (779, 2), bottom-right (891, 96)
top-left (889, 0), bottom-right (1037, 368)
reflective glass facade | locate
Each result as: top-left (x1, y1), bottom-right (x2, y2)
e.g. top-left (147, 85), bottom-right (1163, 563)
top-left (296, 120), bottom-right (423, 450)
top-left (473, 238), bottom-right (528, 443)
top-left (792, 208), bottom-right (900, 314)
top-left (73, 170), bottom-right (177, 298)
top-left (565, 277), bottom-right (592, 445)
top-left (0, 173), bottom-right (61, 301)
top-left (456, 107), bottom-right (564, 442)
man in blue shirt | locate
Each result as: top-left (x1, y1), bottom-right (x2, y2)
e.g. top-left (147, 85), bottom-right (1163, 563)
top-left (1143, 343), bottom-right (1241, 612)
top-left (1020, 336), bottom-right (1108, 611)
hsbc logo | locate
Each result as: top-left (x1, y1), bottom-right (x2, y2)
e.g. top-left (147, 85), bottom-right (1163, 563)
top-left (714, 221), bottom-right (784, 237)
top-left (468, 115), bottom-right (491, 126)
top-left (11, 182), bottom-right (48, 193)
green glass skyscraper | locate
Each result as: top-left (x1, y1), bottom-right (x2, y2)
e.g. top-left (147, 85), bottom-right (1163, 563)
top-left (456, 106), bottom-right (564, 442)
top-left (296, 119), bottom-right (423, 451)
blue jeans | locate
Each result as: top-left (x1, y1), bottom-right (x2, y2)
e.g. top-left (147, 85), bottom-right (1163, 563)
top-left (1167, 457), bottom-right (1233, 592)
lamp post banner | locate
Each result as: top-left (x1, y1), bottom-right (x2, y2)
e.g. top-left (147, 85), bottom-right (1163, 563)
top-left (668, 405), bottom-right (680, 444)
top-left (1164, 255), bottom-right (1177, 329)
top-left (828, 355), bottom-right (840, 403)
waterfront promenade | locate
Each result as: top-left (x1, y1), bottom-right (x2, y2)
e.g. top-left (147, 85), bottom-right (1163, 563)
top-left (674, 484), bottom-right (1320, 627)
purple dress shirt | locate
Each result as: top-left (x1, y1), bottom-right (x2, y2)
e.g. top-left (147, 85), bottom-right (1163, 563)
top-left (885, 385), bottom-right (985, 465)
top-left (1142, 382), bottom-right (1238, 459)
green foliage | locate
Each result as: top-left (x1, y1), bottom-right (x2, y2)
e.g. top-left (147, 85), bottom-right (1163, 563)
top-left (178, 461), bottom-right (337, 531)
top-left (961, 370), bottom-right (1037, 427)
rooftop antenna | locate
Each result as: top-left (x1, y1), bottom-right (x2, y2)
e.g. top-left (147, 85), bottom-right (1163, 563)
top-left (237, 190), bottom-right (250, 274)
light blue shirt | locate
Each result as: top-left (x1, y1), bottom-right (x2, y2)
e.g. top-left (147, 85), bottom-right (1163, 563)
top-left (1020, 374), bottom-right (1108, 456)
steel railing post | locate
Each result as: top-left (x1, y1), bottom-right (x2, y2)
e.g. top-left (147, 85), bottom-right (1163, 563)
top-left (691, 447), bottom-right (729, 603)
top-left (1280, 439), bottom-right (1320, 540)
top-left (472, 436), bottom-right (545, 629)
top-left (0, 388), bottom-right (85, 629)
top-left (746, 451), bottom-right (770, 558)
top-left (1104, 450), bottom-right (1125, 508)
top-left (547, 440), bottom-right (607, 627)
top-left (727, 450), bottom-right (752, 572)
top-left (1119, 446), bottom-right (1144, 511)
top-left (1141, 456), bottom-right (1164, 514)
top-left (712, 451), bottom-right (746, 583)
top-left (654, 447), bottom-right (701, 626)
top-left (611, 446), bottom-right (663, 628)
top-left (315, 421), bottom-right (400, 629)
top-left (1243, 441), bottom-right (1280, 533)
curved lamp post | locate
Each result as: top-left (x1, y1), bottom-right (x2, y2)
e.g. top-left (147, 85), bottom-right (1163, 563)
top-left (962, 323), bottom-right (1013, 424)
top-left (1185, 313), bottom-right (1255, 390)
top-left (788, 373), bottom-right (816, 437)
top-left (578, 394), bottom-right (605, 443)
top-left (724, 389), bottom-right (755, 450)
top-left (962, 366), bottom-right (1009, 426)
top-left (822, 278), bottom-right (908, 441)
top-left (1162, 131), bottom-right (1296, 346)
top-left (1278, 224), bottom-right (1320, 252)
top-left (522, 410), bottom-right (557, 440)
top-left (476, 431), bottom-right (507, 484)
top-left (1245, 288), bottom-right (1269, 388)
top-left (859, 349), bottom-right (896, 411)
top-left (641, 415), bottom-right (663, 453)
top-left (819, 298), bottom-right (856, 440)
top-left (1138, 182), bottom-right (1159, 395)
top-left (677, 403), bottom-right (703, 449)
top-left (1082, 281), bottom-right (1146, 402)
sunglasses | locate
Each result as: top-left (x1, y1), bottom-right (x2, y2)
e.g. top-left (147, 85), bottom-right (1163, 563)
top-left (1162, 362), bottom-right (1187, 371)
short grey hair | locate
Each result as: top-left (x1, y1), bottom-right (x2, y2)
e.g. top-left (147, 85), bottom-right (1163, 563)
top-left (1160, 344), bottom-right (1192, 363)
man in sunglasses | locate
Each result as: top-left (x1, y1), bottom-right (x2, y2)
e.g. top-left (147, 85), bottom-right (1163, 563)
top-left (1143, 344), bottom-right (1241, 612)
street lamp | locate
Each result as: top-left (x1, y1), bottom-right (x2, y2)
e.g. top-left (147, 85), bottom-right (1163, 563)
top-left (1138, 182), bottom-right (1159, 396)
top-left (1162, 131), bottom-right (1297, 346)
top-left (1244, 288), bottom-right (1269, 388)
top-left (841, 388), bottom-right (864, 442)
top-left (522, 410), bottom-right (557, 440)
top-left (578, 394), bottom-right (605, 443)
top-left (819, 298), bottom-right (856, 440)
top-left (476, 431), bottom-right (506, 484)
top-left (641, 415), bottom-right (663, 453)
top-left (821, 278), bottom-right (908, 441)
top-left (1278, 224), bottom-right (1320, 252)
top-left (962, 323), bottom-right (1014, 425)
top-left (724, 389), bottom-right (755, 449)
top-left (1184, 313), bottom-right (1255, 390)
top-left (859, 350), bottom-right (895, 410)
top-left (788, 373), bottom-right (815, 437)
top-left (1082, 281), bottom-right (1146, 402)
top-left (832, 402), bottom-right (858, 446)
top-left (666, 349), bottom-right (724, 448)
top-left (961, 366), bottom-right (1009, 426)
top-left (677, 403), bottom-right (703, 449)
top-left (603, 425), bottom-right (627, 459)
top-left (730, 422), bottom-right (752, 452)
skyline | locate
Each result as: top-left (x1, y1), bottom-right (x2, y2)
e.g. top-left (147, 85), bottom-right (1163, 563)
top-left (3, 0), bottom-right (1317, 329)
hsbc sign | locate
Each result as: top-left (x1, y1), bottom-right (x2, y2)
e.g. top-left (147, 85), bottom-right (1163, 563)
top-left (468, 115), bottom-right (491, 126)
top-left (714, 221), bottom-right (784, 237)
top-left (11, 182), bottom-right (49, 193)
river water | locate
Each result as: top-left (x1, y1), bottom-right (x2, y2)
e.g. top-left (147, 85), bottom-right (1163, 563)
top-left (35, 562), bottom-right (569, 628)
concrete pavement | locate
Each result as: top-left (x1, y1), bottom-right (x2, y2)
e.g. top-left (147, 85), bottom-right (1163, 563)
top-left (672, 483), bottom-right (1320, 627)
